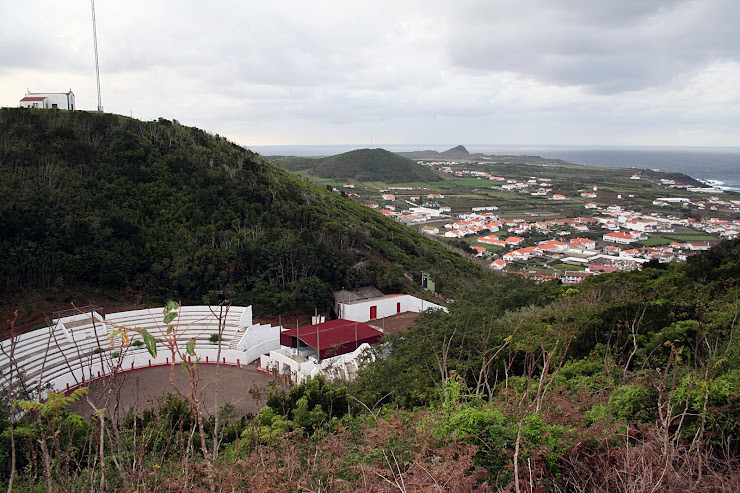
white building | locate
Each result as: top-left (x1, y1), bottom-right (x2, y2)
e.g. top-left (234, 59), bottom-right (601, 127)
top-left (408, 207), bottom-right (443, 217)
top-left (561, 271), bottom-right (597, 285)
top-left (656, 197), bottom-right (691, 204)
top-left (490, 259), bottom-right (507, 271)
top-left (20, 90), bottom-right (75, 110)
top-left (623, 219), bottom-right (657, 233)
top-left (686, 241), bottom-right (712, 251)
top-left (260, 343), bottom-right (374, 384)
top-left (603, 231), bottom-right (637, 245)
top-left (334, 290), bottom-right (447, 323)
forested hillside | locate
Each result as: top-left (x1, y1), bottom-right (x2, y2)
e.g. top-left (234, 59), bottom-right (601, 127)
top-left (0, 108), bottom-right (478, 315)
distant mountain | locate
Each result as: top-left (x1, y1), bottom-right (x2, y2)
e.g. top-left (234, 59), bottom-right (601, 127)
top-left (272, 148), bottom-right (443, 183)
top-left (440, 145), bottom-right (470, 157)
top-left (398, 145), bottom-right (480, 160)
top-left (398, 146), bottom-right (575, 165)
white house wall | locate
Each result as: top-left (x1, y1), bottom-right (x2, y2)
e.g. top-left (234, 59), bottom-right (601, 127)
top-left (338, 295), bottom-right (447, 323)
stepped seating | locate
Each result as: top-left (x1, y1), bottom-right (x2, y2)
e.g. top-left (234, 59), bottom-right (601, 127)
top-left (0, 311), bottom-right (112, 389)
top-left (0, 305), bottom-right (254, 392)
top-left (228, 325), bottom-right (250, 350)
top-left (105, 305), bottom-right (247, 348)
top-left (33, 325), bottom-right (113, 384)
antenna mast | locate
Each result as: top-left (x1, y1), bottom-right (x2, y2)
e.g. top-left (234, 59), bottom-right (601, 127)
top-left (91, 0), bottom-right (103, 112)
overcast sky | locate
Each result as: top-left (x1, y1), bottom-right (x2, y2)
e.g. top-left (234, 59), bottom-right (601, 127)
top-left (2, 0), bottom-right (739, 147)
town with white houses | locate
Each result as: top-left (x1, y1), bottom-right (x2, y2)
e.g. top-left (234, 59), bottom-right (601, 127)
top-left (336, 165), bottom-right (740, 284)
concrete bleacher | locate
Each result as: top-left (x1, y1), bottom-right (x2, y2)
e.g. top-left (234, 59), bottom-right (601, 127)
top-left (0, 310), bottom-right (113, 391)
top-left (105, 305), bottom-right (248, 346)
top-left (0, 305), bottom-right (285, 394)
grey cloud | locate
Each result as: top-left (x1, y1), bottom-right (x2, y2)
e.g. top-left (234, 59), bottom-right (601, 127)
top-left (447, 0), bottom-right (740, 93)
top-left (3, 0), bottom-right (738, 147)
top-left (0, 28), bottom-right (89, 74)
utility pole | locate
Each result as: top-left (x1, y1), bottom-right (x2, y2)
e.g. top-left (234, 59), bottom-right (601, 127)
top-left (91, 0), bottom-right (103, 112)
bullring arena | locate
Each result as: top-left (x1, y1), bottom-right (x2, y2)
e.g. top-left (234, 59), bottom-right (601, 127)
top-left (0, 294), bottom-right (445, 417)
top-left (0, 304), bottom-right (287, 416)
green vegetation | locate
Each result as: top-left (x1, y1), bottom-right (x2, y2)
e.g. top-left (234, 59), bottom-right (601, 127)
top-left (0, 108), bottom-right (484, 315)
top-left (2, 109), bottom-right (740, 490)
top-left (271, 147), bottom-right (443, 183)
top-left (3, 240), bottom-right (739, 490)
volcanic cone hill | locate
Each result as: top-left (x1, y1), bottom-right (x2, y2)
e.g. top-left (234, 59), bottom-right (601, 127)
top-left (274, 148), bottom-right (443, 183)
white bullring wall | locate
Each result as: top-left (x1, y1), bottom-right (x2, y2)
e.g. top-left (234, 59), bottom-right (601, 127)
top-left (51, 347), bottom-right (256, 392)
top-left (240, 305), bottom-right (253, 327)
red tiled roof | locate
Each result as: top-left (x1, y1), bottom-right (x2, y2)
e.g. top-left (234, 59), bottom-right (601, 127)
top-left (605, 232), bottom-right (633, 239)
top-left (21, 96), bottom-right (47, 101)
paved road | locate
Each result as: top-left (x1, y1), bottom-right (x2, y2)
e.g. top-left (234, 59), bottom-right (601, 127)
top-left (67, 364), bottom-right (287, 419)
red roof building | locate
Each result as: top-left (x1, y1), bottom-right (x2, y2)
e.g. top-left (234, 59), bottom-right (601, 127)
top-left (280, 319), bottom-right (382, 359)
top-left (19, 91), bottom-right (75, 110)
top-left (603, 231), bottom-right (637, 244)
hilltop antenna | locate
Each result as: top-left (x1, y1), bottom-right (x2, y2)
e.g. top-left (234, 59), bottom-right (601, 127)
top-left (91, 0), bottom-right (103, 112)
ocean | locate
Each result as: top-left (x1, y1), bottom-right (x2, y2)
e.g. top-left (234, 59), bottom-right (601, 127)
top-left (252, 144), bottom-right (740, 193)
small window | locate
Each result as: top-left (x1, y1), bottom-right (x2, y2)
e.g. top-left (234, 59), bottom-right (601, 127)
top-left (33, 103), bottom-right (38, 108)
top-left (52, 104), bottom-right (58, 109)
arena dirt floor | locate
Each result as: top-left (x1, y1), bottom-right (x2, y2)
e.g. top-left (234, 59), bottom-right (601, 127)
top-left (68, 364), bottom-right (288, 419)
